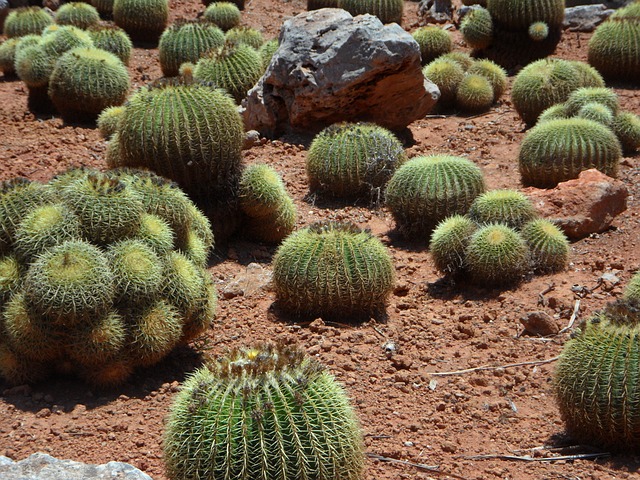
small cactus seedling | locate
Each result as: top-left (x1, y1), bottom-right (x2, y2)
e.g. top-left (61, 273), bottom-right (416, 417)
top-left (612, 110), bottom-right (640, 154)
top-left (624, 271), bottom-right (640, 301)
top-left (460, 6), bottom-right (493, 50)
top-left (163, 343), bottom-right (365, 480)
top-left (340, 0), bottom-right (403, 25)
top-left (113, 0), bottom-right (169, 42)
top-left (192, 41), bottom-right (263, 103)
top-left (455, 73), bottom-right (494, 113)
top-left (54, 2), bottom-right (100, 30)
top-left (511, 58), bottom-right (583, 126)
top-left (563, 87), bottom-right (620, 116)
top-left (429, 215), bottom-right (477, 276)
top-left (48, 47), bottom-right (130, 122)
top-left (202, 2), bottom-right (241, 32)
top-left (518, 118), bottom-right (622, 188)
top-left (158, 20), bottom-right (225, 77)
top-left (465, 223), bottom-right (529, 286)
top-left (385, 155), bottom-right (486, 239)
top-left (467, 59), bottom-right (507, 101)
top-left (306, 122), bottom-right (406, 199)
top-left (272, 221), bottom-right (395, 320)
top-left (88, 22), bottom-right (133, 66)
top-left (528, 21), bottom-right (549, 41)
top-left (411, 26), bottom-right (452, 65)
top-left (4, 7), bottom-right (53, 38)
top-left (554, 303), bottom-right (640, 450)
top-left (520, 218), bottom-right (569, 273)
top-left (224, 25), bottom-right (263, 49)
top-left (467, 189), bottom-right (538, 230)
top-left (588, 4), bottom-right (640, 81)
top-left (97, 105), bottom-right (125, 139)
top-left (422, 58), bottom-right (465, 108)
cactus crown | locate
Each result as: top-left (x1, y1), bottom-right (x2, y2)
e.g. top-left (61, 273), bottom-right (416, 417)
top-left (4, 7), bottom-right (54, 39)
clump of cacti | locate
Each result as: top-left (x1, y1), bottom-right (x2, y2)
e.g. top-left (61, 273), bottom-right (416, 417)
top-left (54, 2), bottom-right (100, 30)
top-left (88, 22), bottom-right (133, 66)
top-left (192, 40), bottom-right (262, 103)
top-left (412, 26), bottom-right (452, 65)
top-left (460, 0), bottom-right (565, 68)
top-left (3, 7), bottom-right (53, 39)
top-left (340, 0), bottom-right (403, 25)
top-left (224, 25), bottom-right (263, 49)
top-left (467, 59), bottom-right (507, 101)
top-left (238, 164), bottom-right (297, 243)
top-left (385, 155), bottom-right (486, 239)
top-left (202, 2), bottom-right (241, 32)
top-left (563, 87), bottom-right (619, 117)
top-left (163, 343), bottom-right (365, 480)
top-left (48, 47), bottom-right (130, 122)
top-left (518, 117), bottom-right (622, 188)
top-left (306, 122), bottom-right (406, 200)
top-left (554, 300), bottom-right (640, 450)
top-left (422, 57), bottom-right (465, 108)
top-left (113, 0), bottom-right (169, 43)
top-left (272, 221), bottom-right (395, 320)
top-left (158, 20), bottom-right (225, 77)
top-left (0, 169), bottom-right (216, 387)
top-left (588, 3), bottom-right (640, 82)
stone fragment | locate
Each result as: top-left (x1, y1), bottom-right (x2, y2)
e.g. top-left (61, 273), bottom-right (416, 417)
top-left (523, 169), bottom-right (628, 240)
top-left (0, 453), bottom-right (152, 480)
top-left (244, 9), bottom-right (439, 136)
top-left (563, 5), bottom-right (614, 32)
top-left (222, 262), bottom-right (272, 299)
top-left (520, 311), bottom-right (559, 336)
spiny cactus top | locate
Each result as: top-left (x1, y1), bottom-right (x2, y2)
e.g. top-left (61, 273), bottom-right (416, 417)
top-left (54, 2), bottom-right (100, 30)
top-left (412, 26), bottom-right (452, 65)
top-left (88, 22), bottom-right (133, 66)
top-left (202, 2), bottom-right (241, 32)
top-left (272, 221), bottom-right (395, 320)
top-left (113, 78), bottom-right (244, 200)
top-left (4, 7), bottom-right (53, 38)
top-left (306, 122), bottom-right (406, 200)
top-left (555, 300), bottom-right (640, 450)
top-left (163, 343), bottom-right (365, 480)
top-left (112, 0), bottom-right (169, 42)
top-left (467, 189), bottom-right (538, 229)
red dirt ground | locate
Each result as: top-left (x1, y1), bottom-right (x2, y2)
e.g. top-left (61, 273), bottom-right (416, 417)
top-left (1, 1), bottom-right (639, 479)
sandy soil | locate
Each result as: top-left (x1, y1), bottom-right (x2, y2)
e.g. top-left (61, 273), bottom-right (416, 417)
top-left (0, 1), bottom-right (639, 479)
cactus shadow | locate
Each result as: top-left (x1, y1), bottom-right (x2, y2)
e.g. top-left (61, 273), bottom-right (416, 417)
top-left (425, 275), bottom-right (520, 302)
top-left (0, 345), bottom-right (205, 413)
top-left (267, 301), bottom-right (390, 326)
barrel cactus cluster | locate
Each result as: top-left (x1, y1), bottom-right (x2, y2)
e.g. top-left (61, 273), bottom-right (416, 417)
top-left (163, 343), bottom-right (364, 480)
top-left (272, 221), bottom-right (395, 320)
top-left (0, 168), bottom-right (217, 387)
top-left (588, 2), bottom-right (640, 82)
top-left (429, 189), bottom-right (569, 286)
top-left (385, 154), bottom-right (486, 239)
top-left (459, 0), bottom-right (565, 68)
top-left (422, 54), bottom-right (507, 112)
top-left (554, 295), bottom-right (640, 450)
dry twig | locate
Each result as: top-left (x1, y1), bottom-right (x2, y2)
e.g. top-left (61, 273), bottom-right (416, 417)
top-left (558, 299), bottom-right (581, 334)
top-left (426, 356), bottom-right (559, 376)
top-left (461, 452), bottom-right (609, 462)
top-left (366, 452), bottom-right (467, 479)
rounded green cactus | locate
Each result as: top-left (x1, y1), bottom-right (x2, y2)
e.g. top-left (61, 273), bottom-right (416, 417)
top-left (624, 271), bottom-right (640, 301)
top-left (273, 221), bottom-right (395, 320)
top-left (467, 189), bottom-right (538, 230)
top-left (528, 21), bottom-right (549, 41)
top-left (14, 41), bottom-right (55, 89)
top-left (306, 122), bottom-right (406, 199)
top-left (67, 309), bottom-right (126, 367)
top-left (23, 239), bottom-right (115, 325)
top-left (244, 195), bottom-right (297, 244)
top-left (536, 103), bottom-right (568, 124)
top-left (91, 0), bottom-right (116, 17)
top-left (307, 0), bottom-right (339, 9)
top-left (460, 6), bottom-right (493, 50)
top-left (566, 60), bottom-right (605, 88)
top-left (158, 20), bottom-right (225, 77)
top-left (224, 25), bottom-right (263, 49)
top-left (467, 59), bottom-right (507, 101)
top-left (563, 87), bottom-right (620, 116)
top-left (127, 300), bottom-right (183, 366)
top-left (429, 215), bottom-right (477, 276)
top-left (97, 105), bottom-right (125, 139)
top-left (422, 58), bottom-right (465, 108)
top-left (108, 239), bottom-right (163, 304)
top-left (113, 0), bottom-right (169, 42)
top-left (385, 155), bottom-right (486, 238)
top-left (193, 41), bottom-right (262, 103)
top-left (54, 2), bottom-right (100, 30)
top-left (488, 0), bottom-right (564, 31)
top-left (136, 213), bottom-right (176, 255)
top-left (48, 47), bottom-right (130, 122)
top-left (161, 251), bottom-right (210, 321)
top-left (576, 102), bottom-right (614, 127)
top-left (455, 73), bottom-right (494, 113)
top-left (114, 78), bottom-right (244, 200)
top-left (412, 26), bottom-right (452, 65)
top-left (41, 25), bottom-right (95, 58)
top-left (258, 38), bottom-right (278, 71)
top-left (163, 343), bottom-right (364, 480)
top-left (465, 223), bottom-right (529, 286)
top-left (0, 255), bottom-right (23, 304)
top-left (612, 110), bottom-right (640, 154)
top-left (4, 7), bottom-right (53, 38)
top-left (202, 2), bottom-right (241, 32)
top-left (13, 203), bottom-right (82, 263)
top-left (438, 51), bottom-right (474, 71)
top-left (88, 22), bottom-right (133, 66)
top-left (0, 38), bottom-right (21, 76)
top-left (520, 218), bottom-right (569, 273)
top-left (588, 5), bottom-right (640, 81)
top-left (518, 118), bottom-right (622, 188)
top-left (340, 0), bottom-right (403, 25)
top-left (511, 58), bottom-right (583, 126)
top-left (554, 304), bottom-right (640, 450)
top-left (239, 163), bottom-right (289, 218)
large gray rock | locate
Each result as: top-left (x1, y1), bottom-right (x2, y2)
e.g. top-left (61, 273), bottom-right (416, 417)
top-left (244, 8), bottom-right (440, 136)
top-left (563, 4), bottom-right (615, 32)
top-left (0, 453), bottom-right (153, 480)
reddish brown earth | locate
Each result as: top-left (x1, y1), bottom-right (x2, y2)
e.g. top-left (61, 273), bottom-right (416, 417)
top-left (1, 1), bottom-right (639, 479)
